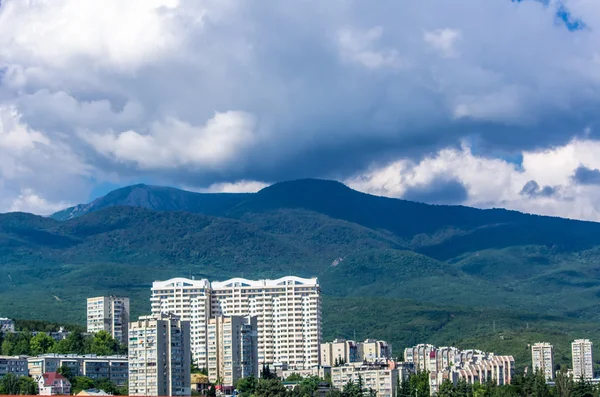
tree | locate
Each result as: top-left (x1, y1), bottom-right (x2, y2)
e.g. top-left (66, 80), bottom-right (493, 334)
top-left (255, 378), bottom-right (288, 397)
top-left (90, 331), bottom-right (120, 356)
top-left (71, 376), bottom-right (95, 395)
top-left (438, 379), bottom-right (455, 397)
top-left (207, 385), bottom-right (216, 397)
top-left (555, 369), bottom-right (574, 397)
top-left (236, 375), bottom-right (258, 397)
top-left (409, 371), bottom-right (430, 397)
top-left (261, 363), bottom-right (276, 380)
top-left (17, 376), bottom-right (38, 395)
top-left (0, 374), bottom-right (20, 395)
top-left (30, 332), bottom-right (56, 355)
top-left (57, 364), bottom-right (73, 381)
top-left (286, 373), bottom-right (304, 382)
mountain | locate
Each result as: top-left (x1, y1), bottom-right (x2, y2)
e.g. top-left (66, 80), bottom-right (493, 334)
top-left (4, 178), bottom-right (600, 367)
top-left (51, 184), bottom-right (250, 220)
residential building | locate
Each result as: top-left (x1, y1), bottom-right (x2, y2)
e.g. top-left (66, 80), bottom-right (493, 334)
top-left (211, 276), bottom-right (322, 369)
top-left (532, 343), bottom-right (554, 380)
top-left (0, 318), bottom-right (15, 333)
top-left (280, 365), bottom-right (332, 380)
top-left (76, 389), bottom-right (112, 396)
top-left (359, 339), bottom-right (392, 362)
top-left (37, 372), bottom-right (71, 395)
top-left (28, 355), bottom-right (129, 386)
top-left (572, 339), bottom-right (594, 380)
top-left (150, 278), bottom-right (212, 369)
top-left (331, 363), bottom-right (398, 397)
top-left (151, 276), bottom-right (322, 370)
top-left (321, 339), bottom-right (359, 366)
top-left (190, 374), bottom-right (210, 394)
top-left (0, 356), bottom-right (28, 378)
top-left (128, 313), bottom-right (191, 396)
top-left (87, 296), bottom-right (130, 345)
top-left (404, 345), bottom-right (514, 395)
top-left (207, 316), bottom-right (258, 389)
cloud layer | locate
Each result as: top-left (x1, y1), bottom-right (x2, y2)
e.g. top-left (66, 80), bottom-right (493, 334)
top-left (1, 0), bottom-right (600, 219)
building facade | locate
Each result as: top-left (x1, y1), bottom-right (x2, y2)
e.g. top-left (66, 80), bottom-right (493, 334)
top-left (150, 278), bottom-right (212, 370)
top-left (128, 313), bottom-right (191, 397)
top-left (572, 339), bottom-right (594, 380)
top-left (0, 318), bottom-right (15, 334)
top-left (531, 343), bottom-right (554, 380)
top-left (207, 316), bottom-right (258, 388)
top-left (151, 276), bottom-right (321, 370)
top-left (321, 339), bottom-right (359, 366)
top-left (28, 355), bottom-right (128, 386)
top-left (37, 372), bottom-right (71, 396)
top-left (331, 363), bottom-right (398, 397)
top-left (87, 296), bottom-right (130, 345)
top-left (0, 356), bottom-right (28, 378)
top-left (359, 339), bottom-right (392, 362)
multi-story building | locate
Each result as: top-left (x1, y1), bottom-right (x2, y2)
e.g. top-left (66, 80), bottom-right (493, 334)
top-left (87, 296), bottom-right (130, 345)
top-left (359, 339), bottom-right (392, 362)
top-left (128, 313), bottom-right (191, 397)
top-left (28, 355), bottom-right (129, 386)
top-left (572, 339), bottom-right (594, 380)
top-left (532, 343), bottom-right (554, 380)
top-left (151, 276), bottom-right (321, 370)
top-left (331, 363), bottom-right (398, 397)
top-left (320, 339), bottom-right (359, 366)
top-left (150, 278), bottom-right (212, 369)
top-left (404, 345), bottom-right (514, 395)
top-left (207, 316), bottom-right (258, 388)
top-left (0, 318), bottom-right (15, 334)
top-left (211, 276), bottom-right (321, 369)
top-left (0, 356), bottom-right (28, 378)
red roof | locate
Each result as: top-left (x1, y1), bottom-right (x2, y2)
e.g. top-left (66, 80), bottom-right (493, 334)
top-left (42, 372), bottom-right (69, 386)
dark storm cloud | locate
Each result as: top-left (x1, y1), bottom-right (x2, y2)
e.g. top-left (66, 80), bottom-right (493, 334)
top-left (403, 178), bottom-right (469, 205)
top-left (520, 180), bottom-right (557, 198)
top-left (573, 166), bottom-right (600, 185)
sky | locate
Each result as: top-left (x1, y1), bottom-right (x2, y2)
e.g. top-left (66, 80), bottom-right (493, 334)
top-left (2, 0), bottom-right (600, 220)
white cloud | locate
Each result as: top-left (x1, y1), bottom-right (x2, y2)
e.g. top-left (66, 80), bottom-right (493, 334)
top-left (81, 111), bottom-right (258, 169)
top-left (199, 180), bottom-right (269, 193)
top-left (9, 189), bottom-right (71, 215)
top-left (347, 137), bottom-right (600, 221)
top-left (424, 28), bottom-right (462, 58)
top-left (337, 26), bottom-right (405, 69)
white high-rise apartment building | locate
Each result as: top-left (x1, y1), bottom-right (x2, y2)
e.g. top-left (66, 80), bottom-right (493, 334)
top-left (150, 278), bottom-right (211, 370)
top-left (87, 296), bottom-right (130, 345)
top-left (211, 277), bottom-right (321, 369)
top-left (531, 343), bottom-right (554, 380)
top-left (207, 316), bottom-right (258, 388)
top-left (128, 313), bottom-right (191, 397)
top-left (151, 276), bottom-right (321, 370)
top-left (572, 339), bottom-right (594, 380)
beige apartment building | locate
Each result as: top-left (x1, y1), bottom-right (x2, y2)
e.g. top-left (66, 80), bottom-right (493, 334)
top-left (532, 342), bottom-right (554, 380)
top-left (331, 363), bottom-right (398, 397)
top-left (321, 339), bottom-right (359, 366)
top-left (150, 278), bottom-right (212, 370)
top-left (28, 354), bottom-right (128, 386)
top-left (207, 316), bottom-right (258, 388)
top-left (128, 313), bottom-right (191, 397)
top-left (87, 296), bottom-right (130, 345)
top-left (151, 276), bottom-right (321, 370)
top-left (572, 339), bottom-right (594, 380)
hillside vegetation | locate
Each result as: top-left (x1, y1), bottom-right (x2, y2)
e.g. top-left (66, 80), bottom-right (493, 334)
top-left (2, 179), bottom-right (600, 369)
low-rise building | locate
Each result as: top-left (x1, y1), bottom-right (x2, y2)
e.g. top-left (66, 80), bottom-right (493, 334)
top-left (280, 365), bottom-right (332, 380)
top-left (28, 355), bottom-right (128, 386)
top-left (0, 318), bottom-right (15, 334)
top-left (0, 356), bottom-right (28, 378)
top-left (37, 372), bottom-right (71, 395)
top-left (331, 363), bottom-right (398, 397)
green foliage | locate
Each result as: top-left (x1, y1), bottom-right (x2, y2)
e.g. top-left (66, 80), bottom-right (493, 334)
top-left (90, 331), bottom-right (121, 356)
top-left (207, 385), bottom-right (216, 396)
top-left (30, 332), bottom-right (56, 355)
top-left (69, 376), bottom-right (127, 396)
top-left (0, 374), bottom-right (38, 395)
top-left (261, 364), bottom-right (276, 380)
top-left (57, 364), bottom-right (73, 381)
top-left (254, 378), bottom-right (288, 397)
top-left (236, 375), bottom-right (258, 397)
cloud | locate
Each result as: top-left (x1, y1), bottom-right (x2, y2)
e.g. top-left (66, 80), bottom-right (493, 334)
top-left (199, 180), bottom-right (269, 193)
top-left (9, 189), bottom-right (71, 215)
top-left (573, 166), bottom-right (600, 185)
top-left (519, 180), bottom-right (557, 198)
top-left (402, 178), bottom-right (468, 205)
top-left (3, 0), bottom-right (600, 218)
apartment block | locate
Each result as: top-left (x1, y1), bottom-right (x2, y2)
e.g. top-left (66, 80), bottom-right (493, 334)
top-left (532, 343), bottom-right (554, 380)
top-left (151, 276), bottom-right (322, 370)
top-left (359, 339), bottom-right (392, 362)
top-left (404, 345), bottom-right (514, 395)
top-left (320, 339), bottom-right (359, 366)
top-left (0, 356), bottom-right (28, 378)
top-left (207, 316), bottom-right (258, 388)
top-left (28, 355), bottom-right (128, 386)
top-left (331, 363), bottom-right (398, 397)
top-left (150, 278), bottom-right (211, 369)
top-left (87, 296), bottom-right (130, 345)
top-left (572, 339), bottom-right (594, 380)
top-left (128, 313), bottom-right (191, 397)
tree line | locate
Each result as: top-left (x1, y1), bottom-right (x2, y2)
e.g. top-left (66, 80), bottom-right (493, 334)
top-left (0, 330), bottom-right (126, 356)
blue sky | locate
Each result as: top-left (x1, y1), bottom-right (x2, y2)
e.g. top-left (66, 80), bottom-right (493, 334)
top-left (2, 0), bottom-right (600, 221)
